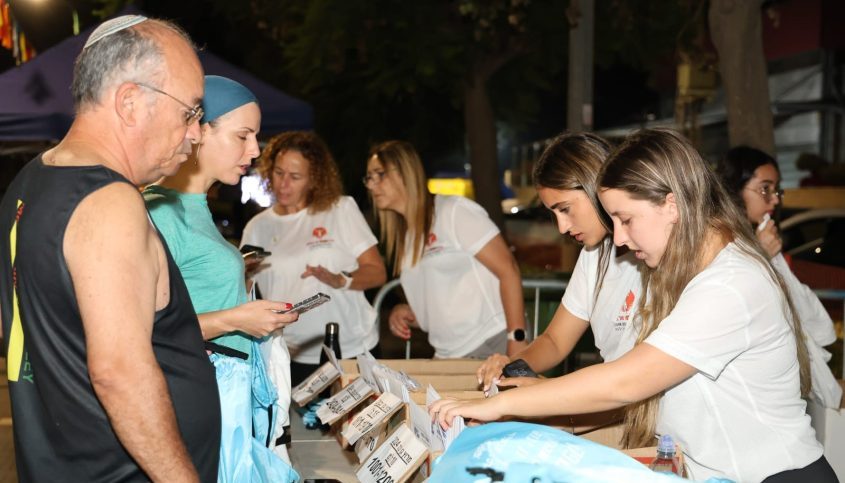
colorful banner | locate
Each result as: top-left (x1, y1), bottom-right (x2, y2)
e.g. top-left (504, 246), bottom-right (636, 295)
top-left (0, 0), bottom-right (37, 64)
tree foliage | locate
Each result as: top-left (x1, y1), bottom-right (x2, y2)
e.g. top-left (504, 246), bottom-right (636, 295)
top-left (94, 0), bottom-right (695, 210)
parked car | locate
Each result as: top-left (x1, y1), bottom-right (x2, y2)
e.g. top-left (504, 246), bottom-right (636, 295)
top-left (781, 208), bottom-right (845, 270)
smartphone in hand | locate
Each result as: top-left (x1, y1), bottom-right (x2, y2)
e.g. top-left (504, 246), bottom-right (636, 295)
top-left (502, 359), bottom-right (538, 378)
top-left (241, 244), bottom-right (271, 261)
top-left (273, 292), bottom-right (331, 315)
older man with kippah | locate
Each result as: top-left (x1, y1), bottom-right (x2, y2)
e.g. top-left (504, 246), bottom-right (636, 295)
top-left (0, 15), bottom-right (220, 482)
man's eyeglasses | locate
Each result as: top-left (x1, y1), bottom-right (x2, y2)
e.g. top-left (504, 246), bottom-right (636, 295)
top-left (135, 82), bottom-right (204, 126)
top-left (362, 169), bottom-right (393, 186)
top-left (746, 184), bottom-right (784, 202)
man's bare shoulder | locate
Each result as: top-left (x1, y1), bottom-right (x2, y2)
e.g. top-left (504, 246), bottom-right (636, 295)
top-left (65, 182), bottom-right (157, 259)
top-left (64, 180), bottom-right (168, 311)
top-left (74, 182), bottom-right (149, 230)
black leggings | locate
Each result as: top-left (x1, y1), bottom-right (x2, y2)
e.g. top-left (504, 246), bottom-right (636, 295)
top-left (762, 456), bottom-right (838, 483)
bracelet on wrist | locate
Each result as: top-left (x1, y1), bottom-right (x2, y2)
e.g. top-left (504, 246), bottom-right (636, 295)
top-left (340, 271), bottom-right (353, 290)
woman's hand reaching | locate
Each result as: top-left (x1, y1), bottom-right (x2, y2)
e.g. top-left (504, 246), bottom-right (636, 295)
top-left (301, 264), bottom-right (346, 289)
top-left (428, 396), bottom-right (505, 430)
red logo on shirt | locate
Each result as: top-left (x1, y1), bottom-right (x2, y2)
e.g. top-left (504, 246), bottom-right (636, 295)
top-left (312, 227), bottom-right (327, 239)
top-left (615, 290), bottom-right (636, 329)
top-left (622, 290), bottom-right (635, 313)
top-left (427, 233), bottom-right (437, 246)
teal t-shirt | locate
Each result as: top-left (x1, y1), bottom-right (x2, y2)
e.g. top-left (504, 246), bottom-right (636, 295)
top-left (144, 185), bottom-right (252, 358)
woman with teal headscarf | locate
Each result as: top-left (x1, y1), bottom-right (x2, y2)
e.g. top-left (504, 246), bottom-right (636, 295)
top-left (145, 75), bottom-right (299, 482)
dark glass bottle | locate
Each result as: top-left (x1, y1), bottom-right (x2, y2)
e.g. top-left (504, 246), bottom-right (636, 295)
top-left (317, 322), bottom-right (341, 401)
top-left (319, 322), bottom-right (342, 364)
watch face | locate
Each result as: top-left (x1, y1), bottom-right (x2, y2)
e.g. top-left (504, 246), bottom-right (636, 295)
top-left (511, 328), bottom-right (526, 342)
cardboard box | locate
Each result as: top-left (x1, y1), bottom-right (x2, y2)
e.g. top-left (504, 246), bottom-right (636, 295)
top-left (339, 358), bottom-right (482, 375)
top-left (329, 392), bottom-right (380, 446)
top-left (338, 397), bottom-right (407, 448)
top-left (408, 390), bottom-right (485, 406)
top-left (513, 410), bottom-right (624, 448)
top-left (807, 379), bottom-right (845, 481)
top-left (411, 374), bottom-right (481, 391)
top-left (334, 372), bottom-right (482, 394)
top-left (344, 403), bottom-right (438, 483)
top-left (574, 420), bottom-right (625, 448)
top-left (622, 444), bottom-right (686, 477)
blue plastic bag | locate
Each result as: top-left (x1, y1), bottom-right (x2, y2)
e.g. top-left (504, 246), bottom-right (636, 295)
top-left (212, 352), bottom-right (299, 482)
top-left (428, 422), bottom-right (733, 483)
top-left (251, 340), bottom-right (277, 448)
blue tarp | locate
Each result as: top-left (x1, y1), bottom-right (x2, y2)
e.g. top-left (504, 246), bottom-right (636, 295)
top-left (0, 11), bottom-right (313, 141)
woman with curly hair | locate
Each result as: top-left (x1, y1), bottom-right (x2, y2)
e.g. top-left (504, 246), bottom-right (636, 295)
top-left (242, 131), bottom-right (386, 391)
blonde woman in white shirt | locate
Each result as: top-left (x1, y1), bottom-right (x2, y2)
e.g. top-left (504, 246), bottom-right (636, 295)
top-left (432, 129), bottom-right (834, 483)
top-left (365, 140), bottom-right (527, 359)
top-left (476, 132), bottom-right (641, 392)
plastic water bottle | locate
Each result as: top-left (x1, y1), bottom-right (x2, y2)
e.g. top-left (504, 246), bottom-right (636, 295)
top-left (649, 434), bottom-right (682, 476)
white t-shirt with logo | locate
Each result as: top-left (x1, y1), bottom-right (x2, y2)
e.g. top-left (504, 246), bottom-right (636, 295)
top-left (645, 244), bottom-right (823, 482)
top-left (561, 242), bottom-right (641, 362)
top-left (241, 196), bottom-right (379, 364)
top-left (399, 195), bottom-right (505, 358)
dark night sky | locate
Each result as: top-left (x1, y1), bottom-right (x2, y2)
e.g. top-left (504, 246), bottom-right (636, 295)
top-left (0, 1), bottom-right (665, 142)
top-left (0, 0), bottom-right (98, 71)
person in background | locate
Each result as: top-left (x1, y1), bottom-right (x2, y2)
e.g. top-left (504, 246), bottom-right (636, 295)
top-left (476, 132), bottom-right (641, 392)
top-left (0, 16), bottom-right (220, 482)
top-left (432, 129), bottom-right (835, 483)
top-left (242, 131), bottom-right (386, 388)
top-left (718, 145), bottom-right (841, 408)
top-left (145, 76), bottom-right (298, 481)
top-left (365, 141), bottom-right (527, 359)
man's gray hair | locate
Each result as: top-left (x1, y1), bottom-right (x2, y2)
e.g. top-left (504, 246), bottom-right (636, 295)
top-left (71, 17), bottom-right (195, 111)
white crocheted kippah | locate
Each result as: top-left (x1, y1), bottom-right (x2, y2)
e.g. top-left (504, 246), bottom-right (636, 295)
top-left (83, 15), bottom-right (148, 49)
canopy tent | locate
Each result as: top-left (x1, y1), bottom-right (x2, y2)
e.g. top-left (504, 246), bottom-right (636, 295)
top-left (0, 13), bottom-right (313, 141)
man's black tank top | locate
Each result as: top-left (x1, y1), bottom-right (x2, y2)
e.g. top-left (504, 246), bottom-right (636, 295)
top-left (0, 157), bottom-right (221, 482)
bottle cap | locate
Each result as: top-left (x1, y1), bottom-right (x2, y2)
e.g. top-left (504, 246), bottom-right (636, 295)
top-left (657, 434), bottom-right (675, 454)
top-left (325, 322), bottom-right (339, 335)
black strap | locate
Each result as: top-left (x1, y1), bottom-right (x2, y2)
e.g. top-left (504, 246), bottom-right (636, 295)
top-left (275, 426), bottom-right (292, 446)
top-left (204, 341), bottom-right (248, 360)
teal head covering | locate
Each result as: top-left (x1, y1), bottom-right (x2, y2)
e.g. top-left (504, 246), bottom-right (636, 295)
top-left (201, 75), bottom-right (258, 124)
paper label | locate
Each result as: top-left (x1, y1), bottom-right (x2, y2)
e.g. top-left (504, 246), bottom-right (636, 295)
top-left (315, 377), bottom-right (375, 425)
top-left (373, 365), bottom-right (421, 396)
top-left (426, 385), bottom-right (465, 452)
top-left (342, 392), bottom-right (403, 445)
top-left (407, 401), bottom-right (432, 448)
top-left (356, 424), bottom-right (428, 483)
top-left (322, 344), bottom-right (342, 373)
top-left (354, 421), bottom-right (388, 462)
top-left (291, 361), bottom-right (341, 406)
top-left (357, 352), bottom-right (379, 389)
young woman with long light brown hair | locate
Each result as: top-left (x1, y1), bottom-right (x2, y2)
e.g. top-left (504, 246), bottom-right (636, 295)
top-left (475, 132), bottom-right (642, 391)
top-left (430, 129), bottom-right (834, 483)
